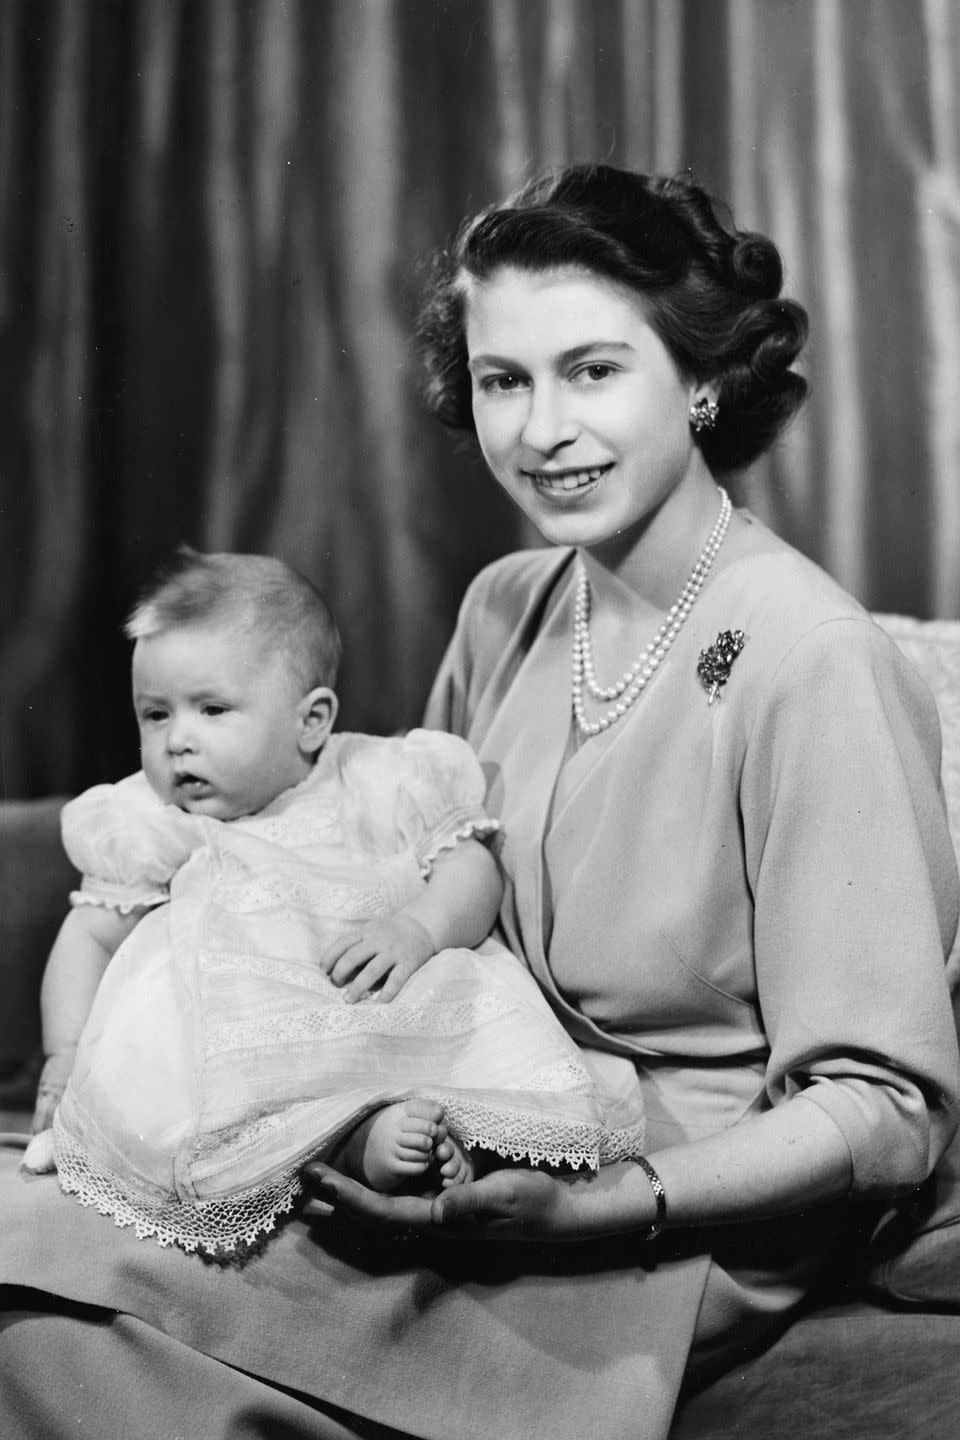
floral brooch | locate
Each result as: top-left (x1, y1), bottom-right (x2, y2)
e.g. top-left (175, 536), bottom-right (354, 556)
top-left (697, 630), bottom-right (746, 705)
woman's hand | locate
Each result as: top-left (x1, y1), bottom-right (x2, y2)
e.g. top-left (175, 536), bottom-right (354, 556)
top-left (302, 1161), bottom-right (437, 1229)
top-left (301, 1159), bottom-right (651, 1240)
top-left (430, 1167), bottom-right (590, 1238)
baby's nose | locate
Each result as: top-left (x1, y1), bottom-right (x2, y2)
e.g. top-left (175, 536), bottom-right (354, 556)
top-left (165, 716), bottom-right (195, 753)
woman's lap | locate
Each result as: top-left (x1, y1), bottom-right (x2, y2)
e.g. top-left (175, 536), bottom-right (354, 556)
top-left (0, 1289), bottom-right (401, 1440)
top-left (0, 1145), bottom-right (710, 1440)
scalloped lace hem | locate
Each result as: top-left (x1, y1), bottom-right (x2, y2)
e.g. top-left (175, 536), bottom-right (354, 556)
top-left (53, 1096), bottom-right (644, 1253)
top-left (437, 1094), bottom-right (645, 1170)
top-left (53, 1121), bottom-right (302, 1257)
top-left (418, 817), bottom-right (501, 878)
top-left (69, 889), bottom-right (165, 917)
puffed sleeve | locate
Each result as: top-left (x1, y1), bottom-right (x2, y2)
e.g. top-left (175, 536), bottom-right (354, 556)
top-left (393, 729), bottom-right (499, 875)
top-left (741, 617), bottom-right (960, 1196)
top-left (340, 730), bottom-right (500, 877)
top-left (62, 772), bottom-right (203, 914)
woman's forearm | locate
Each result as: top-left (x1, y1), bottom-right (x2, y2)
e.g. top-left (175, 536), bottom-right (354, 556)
top-left (559, 1095), bottom-right (853, 1237)
top-left (305, 1096), bottom-right (855, 1240)
top-left (647, 1095), bottom-right (852, 1227)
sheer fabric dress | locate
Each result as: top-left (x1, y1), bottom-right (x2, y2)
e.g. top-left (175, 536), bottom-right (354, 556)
top-left (52, 729), bottom-right (644, 1255)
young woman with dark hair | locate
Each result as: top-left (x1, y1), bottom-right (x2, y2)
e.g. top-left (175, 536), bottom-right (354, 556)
top-left (418, 165), bottom-right (808, 472)
top-left (0, 165), bottom-right (957, 1440)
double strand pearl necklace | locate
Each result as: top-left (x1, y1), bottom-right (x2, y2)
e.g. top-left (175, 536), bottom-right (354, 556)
top-left (571, 486), bottom-right (732, 738)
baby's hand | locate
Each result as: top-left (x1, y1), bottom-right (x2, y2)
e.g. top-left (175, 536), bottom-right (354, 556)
top-left (30, 1051), bottom-right (74, 1135)
top-left (22, 1128), bottom-right (57, 1175)
top-left (319, 915), bottom-right (435, 1003)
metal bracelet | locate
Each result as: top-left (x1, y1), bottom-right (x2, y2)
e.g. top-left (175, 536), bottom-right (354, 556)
top-left (633, 1155), bottom-right (667, 1241)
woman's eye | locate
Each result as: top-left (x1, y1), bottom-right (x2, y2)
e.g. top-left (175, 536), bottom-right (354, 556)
top-left (201, 704), bottom-right (229, 717)
top-left (479, 373), bottom-right (526, 395)
top-left (574, 363), bottom-right (617, 384)
top-left (140, 710), bottom-right (167, 724)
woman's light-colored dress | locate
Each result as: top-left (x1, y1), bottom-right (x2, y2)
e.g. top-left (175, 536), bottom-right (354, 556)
top-left (1, 514), bottom-right (958, 1439)
top-left (51, 729), bottom-right (644, 1255)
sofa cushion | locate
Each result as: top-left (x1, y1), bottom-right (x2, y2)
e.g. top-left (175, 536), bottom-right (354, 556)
top-left (670, 1300), bottom-right (960, 1439)
top-left (0, 799), bottom-right (76, 1100)
top-left (866, 1084), bottom-right (960, 1309)
top-left (867, 615), bottom-right (960, 1307)
top-left (874, 614), bottom-right (960, 979)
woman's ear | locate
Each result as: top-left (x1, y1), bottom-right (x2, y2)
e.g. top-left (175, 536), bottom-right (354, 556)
top-left (298, 686), bottom-right (338, 754)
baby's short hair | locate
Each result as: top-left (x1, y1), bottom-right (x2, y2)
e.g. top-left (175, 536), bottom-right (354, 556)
top-left (126, 548), bottom-right (341, 691)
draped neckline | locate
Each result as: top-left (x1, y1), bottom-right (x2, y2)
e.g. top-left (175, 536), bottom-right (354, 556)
top-left (475, 516), bottom-right (765, 1050)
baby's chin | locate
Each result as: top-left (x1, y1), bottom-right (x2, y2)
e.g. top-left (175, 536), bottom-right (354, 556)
top-left (165, 782), bottom-right (248, 822)
top-left (173, 794), bottom-right (242, 820)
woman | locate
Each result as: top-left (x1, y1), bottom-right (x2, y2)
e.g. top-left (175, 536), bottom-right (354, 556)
top-left (1, 164), bottom-right (958, 1440)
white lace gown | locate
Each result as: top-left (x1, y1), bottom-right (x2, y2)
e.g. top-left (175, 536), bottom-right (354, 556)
top-left (52, 730), bottom-right (644, 1255)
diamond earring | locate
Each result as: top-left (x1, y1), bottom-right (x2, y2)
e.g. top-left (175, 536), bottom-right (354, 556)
top-left (689, 396), bottom-right (719, 433)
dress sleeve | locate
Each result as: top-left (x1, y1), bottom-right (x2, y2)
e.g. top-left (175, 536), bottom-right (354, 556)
top-left (741, 617), bottom-right (960, 1196)
top-left (423, 549), bottom-right (575, 740)
top-left (391, 729), bottom-right (500, 877)
top-left (422, 570), bottom-right (487, 739)
top-left (61, 772), bottom-right (202, 914)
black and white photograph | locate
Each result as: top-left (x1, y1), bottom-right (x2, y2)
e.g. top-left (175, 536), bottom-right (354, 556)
top-left (1, 3), bottom-right (959, 1437)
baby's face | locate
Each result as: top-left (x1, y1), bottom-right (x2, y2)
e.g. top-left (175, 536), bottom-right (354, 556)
top-left (132, 625), bottom-right (314, 820)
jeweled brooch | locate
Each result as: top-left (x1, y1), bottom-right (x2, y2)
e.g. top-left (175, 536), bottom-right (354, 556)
top-left (697, 630), bottom-right (746, 705)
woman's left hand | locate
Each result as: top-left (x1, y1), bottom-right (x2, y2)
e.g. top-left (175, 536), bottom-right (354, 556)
top-left (431, 1166), bottom-right (589, 1238)
top-left (301, 1160), bottom-right (633, 1240)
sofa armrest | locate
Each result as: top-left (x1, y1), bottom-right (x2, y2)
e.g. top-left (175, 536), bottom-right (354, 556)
top-left (0, 799), bottom-right (76, 1100)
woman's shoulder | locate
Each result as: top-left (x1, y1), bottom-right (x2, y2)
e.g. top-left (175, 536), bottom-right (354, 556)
top-left (460, 546), bottom-right (574, 614)
top-left (719, 512), bottom-right (867, 623)
top-left (454, 547), bottom-right (575, 656)
top-left (714, 513), bottom-right (938, 727)
top-left (715, 513), bottom-right (880, 660)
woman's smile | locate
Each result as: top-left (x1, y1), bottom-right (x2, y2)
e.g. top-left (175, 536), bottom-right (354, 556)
top-left (522, 462), bottom-right (614, 495)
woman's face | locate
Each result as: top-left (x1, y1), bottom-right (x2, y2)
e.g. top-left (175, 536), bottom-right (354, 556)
top-left (464, 266), bottom-right (702, 552)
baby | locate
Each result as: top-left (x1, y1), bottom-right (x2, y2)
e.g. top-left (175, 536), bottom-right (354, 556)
top-left (26, 550), bottom-right (644, 1256)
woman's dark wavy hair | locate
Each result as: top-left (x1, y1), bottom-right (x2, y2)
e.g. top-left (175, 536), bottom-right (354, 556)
top-left (418, 164), bottom-right (808, 474)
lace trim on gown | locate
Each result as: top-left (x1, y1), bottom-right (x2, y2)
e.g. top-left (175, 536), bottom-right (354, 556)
top-left (53, 1092), bottom-right (644, 1256)
top-left (203, 988), bottom-right (518, 1055)
top-left (52, 1112), bottom-right (304, 1257)
top-left (417, 815), bottom-right (501, 877)
top-left (434, 1093), bottom-right (645, 1170)
top-left (69, 886), bottom-right (167, 916)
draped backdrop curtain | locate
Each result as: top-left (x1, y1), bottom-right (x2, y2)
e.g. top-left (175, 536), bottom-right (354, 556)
top-left (2, 0), bottom-right (959, 797)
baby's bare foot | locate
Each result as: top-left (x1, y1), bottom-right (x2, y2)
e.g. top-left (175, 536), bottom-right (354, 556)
top-left (434, 1131), bottom-right (474, 1188)
top-left (357, 1099), bottom-right (445, 1192)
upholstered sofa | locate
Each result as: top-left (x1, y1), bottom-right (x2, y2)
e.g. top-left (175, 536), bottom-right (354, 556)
top-left (2, 614), bottom-right (960, 1438)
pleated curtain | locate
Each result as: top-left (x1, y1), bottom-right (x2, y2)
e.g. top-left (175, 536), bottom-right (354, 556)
top-left (1, 0), bottom-right (959, 797)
